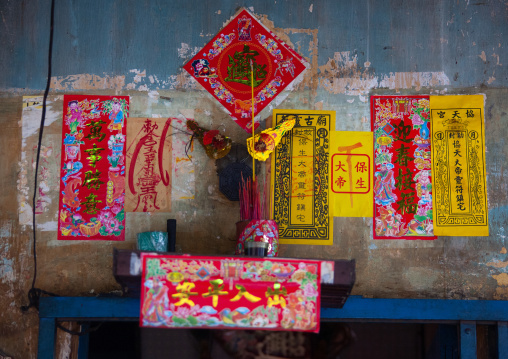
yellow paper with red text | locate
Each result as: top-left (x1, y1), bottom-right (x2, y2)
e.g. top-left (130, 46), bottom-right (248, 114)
top-left (430, 95), bottom-right (489, 236)
top-left (330, 131), bottom-right (374, 217)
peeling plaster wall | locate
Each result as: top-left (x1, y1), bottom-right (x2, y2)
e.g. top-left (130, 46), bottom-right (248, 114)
top-left (0, 0), bottom-right (508, 357)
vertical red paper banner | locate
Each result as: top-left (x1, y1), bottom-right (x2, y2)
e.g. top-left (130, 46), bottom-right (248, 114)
top-left (371, 96), bottom-right (436, 240)
top-left (58, 95), bottom-right (129, 240)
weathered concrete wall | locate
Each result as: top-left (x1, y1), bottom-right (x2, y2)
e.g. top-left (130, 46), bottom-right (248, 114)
top-left (1, 0), bottom-right (507, 357)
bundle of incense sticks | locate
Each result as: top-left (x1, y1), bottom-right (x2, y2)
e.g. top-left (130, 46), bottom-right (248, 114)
top-left (239, 175), bottom-right (266, 221)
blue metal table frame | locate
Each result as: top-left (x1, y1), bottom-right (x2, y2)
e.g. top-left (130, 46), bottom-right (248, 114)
top-left (38, 296), bottom-right (508, 358)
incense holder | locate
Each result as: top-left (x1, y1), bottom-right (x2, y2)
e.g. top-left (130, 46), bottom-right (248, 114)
top-left (235, 219), bottom-right (279, 257)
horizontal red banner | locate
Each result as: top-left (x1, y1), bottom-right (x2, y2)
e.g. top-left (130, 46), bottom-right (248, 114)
top-left (140, 254), bottom-right (322, 332)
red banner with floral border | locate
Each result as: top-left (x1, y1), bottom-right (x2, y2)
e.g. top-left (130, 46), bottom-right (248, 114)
top-left (140, 254), bottom-right (321, 332)
top-left (371, 96), bottom-right (436, 240)
top-left (184, 8), bottom-right (309, 133)
top-left (58, 95), bottom-right (129, 240)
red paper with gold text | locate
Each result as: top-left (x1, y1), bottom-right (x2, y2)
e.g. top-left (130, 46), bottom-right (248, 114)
top-left (371, 96), bottom-right (436, 240)
top-left (58, 95), bottom-right (129, 240)
top-left (140, 254), bottom-right (321, 332)
top-left (184, 9), bottom-right (308, 133)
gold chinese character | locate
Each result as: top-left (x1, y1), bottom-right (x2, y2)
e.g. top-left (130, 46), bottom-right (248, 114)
top-left (172, 281), bottom-right (198, 307)
top-left (266, 283), bottom-right (287, 308)
top-left (230, 284), bottom-right (261, 303)
top-left (82, 193), bottom-right (102, 215)
top-left (85, 119), bottom-right (106, 142)
top-left (202, 279), bottom-right (228, 307)
top-left (83, 170), bottom-right (104, 190)
top-left (84, 144), bottom-right (105, 168)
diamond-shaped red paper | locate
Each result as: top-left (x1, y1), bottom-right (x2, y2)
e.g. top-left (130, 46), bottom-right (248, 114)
top-left (184, 9), bottom-right (308, 133)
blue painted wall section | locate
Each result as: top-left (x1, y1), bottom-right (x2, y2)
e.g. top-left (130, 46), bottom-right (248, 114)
top-left (0, 0), bottom-right (506, 90)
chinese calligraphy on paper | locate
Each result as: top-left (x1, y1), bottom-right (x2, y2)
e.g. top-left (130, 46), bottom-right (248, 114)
top-left (271, 110), bottom-right (334, 245)
top-left (125, 118), bottom-right (172, 213)
top-left (330, 131), bottom-right (373, 217)
top-left (430, 95), bottom-right (489, 236)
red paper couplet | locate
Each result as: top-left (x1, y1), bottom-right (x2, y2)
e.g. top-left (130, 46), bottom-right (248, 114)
top-left (371, 96), bottom-right (436, 240)
top-left (58, 95), bottom-right (129, 241)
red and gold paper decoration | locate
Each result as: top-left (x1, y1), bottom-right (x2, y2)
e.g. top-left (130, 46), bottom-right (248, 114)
top-left (371, 96), bottom-right (436, 240)
top-left (58, 95), bottom-right (129, 240)
top-left (184, 9), bottom-right (309, 133)
top-left (140, 254), bottom-right (321, 332)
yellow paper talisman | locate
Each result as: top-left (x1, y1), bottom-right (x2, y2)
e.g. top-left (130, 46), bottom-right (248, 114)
top-left (330, 131), bottom-right (374, 217)
top-left (271, 110), bottom-right (335, 245)
top-left (430, 95), bottom-right (489, 236)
